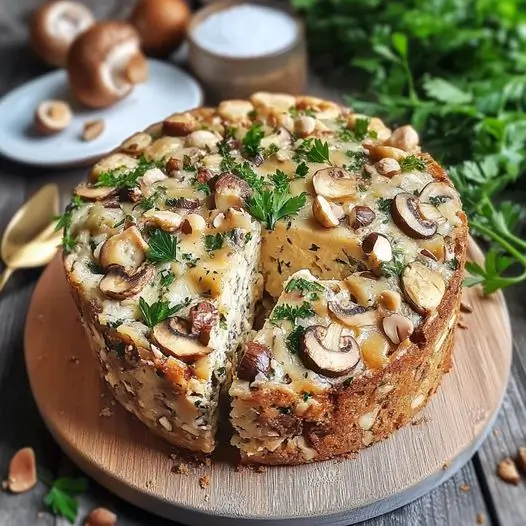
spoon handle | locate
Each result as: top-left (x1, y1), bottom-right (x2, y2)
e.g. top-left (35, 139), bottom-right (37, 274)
top-left (0, 267), bottom-right (14, 293)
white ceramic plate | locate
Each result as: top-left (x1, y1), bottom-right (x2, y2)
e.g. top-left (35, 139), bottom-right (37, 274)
top-left (0, 59), bottom-right (203, 167)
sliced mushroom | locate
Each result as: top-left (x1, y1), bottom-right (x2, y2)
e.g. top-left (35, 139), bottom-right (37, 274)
top-left (99, 226), bottom-right (148, 271)
top-left (378, 290), bottom-right (402, 311)
top-left (168, 197), bottom-right (200, 210)
top-left (6, 447), bottom-right (37, 493)
top-left (312, 167), bottom-right (356, 199)
top-left (295, 115), bottom-right (316, 137)
top-left (260, 127), bottom-right (293, 150)
top-left (34, 100), bottom-right (72, 134)
top-left (74, 183), bottom-right (117, 201)
top-left (363, 143), bottom-right (408, 162)
top-left (186, 130), bottom-right (221, 151)
top-left (419, 181), bottom-right (460, 206)
top-left (312, 196), bottom-right (343, 228)
top-left (375, 158), bottom-right (401, 178)
top-left (30, 1), bottom-right (94, 67)
top-left (362, 232), bottom-right (392, 262)
top-left (120, 132), bottom-right (153, 154)
top-left (328, 300), bottom-right (378, 327)
top-left (348, 205), bottom-right (376, 229)
top-left (67, 22), bottom-right (148, 108)
top-left (152, 317), bottom-right (212, 362)
top-left (162, 112), bottom-right (196, 136)
top-left (189, 302), bottom-right (219, 345)
top-left (391, 193), bottom-right (438, 239)
top-left (237, 341), bottom-right (271, 381)
top-left (99, 264), bottom-right (155, 299)
top-left (401, 262), bottom-right (446, 315)
top-left (382, 313), bottom-right (414, 344)
top-left (142, 210), bottom-right (183, 232)
top-left (214, 173), bottom-right (251, 211)
top-left (301, 323), bottom-right (360, 378)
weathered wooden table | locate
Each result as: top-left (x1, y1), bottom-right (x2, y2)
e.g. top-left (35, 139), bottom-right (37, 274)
top-left (1, 1), bottom-right (525, 525)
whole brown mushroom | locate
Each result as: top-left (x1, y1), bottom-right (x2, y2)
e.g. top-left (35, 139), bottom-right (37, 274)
top-left (129, 0), bottom-right (191, 57)
top-left (67, 22), bottom-right (149, 109)
top-left (30, 1), bottom-right (94, 67)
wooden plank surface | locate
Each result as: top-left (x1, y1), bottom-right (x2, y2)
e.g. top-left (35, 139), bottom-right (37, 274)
top-left (0, 0), bottom-right (525, 525)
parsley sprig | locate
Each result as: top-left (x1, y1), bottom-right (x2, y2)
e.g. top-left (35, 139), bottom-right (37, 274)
top-left (285, 277), bottom-right (323, 300)
top-left (400, 155), bottom-right (428, 172)
top-left (147, 228), bottom-right (178, 263)
top-left (242, 122), bottom-right (264, 159)
top-left (55, 195), bottom-right (83, 253)
top-left (294, 138), bottom-right (331, 164)
top-left (270, 301), bottom-right (316, 325)
top-left (95, 155), bottom-right (162, 188)
top-left (40, 474), bottom-right (88, 524)
top-left (247, 188), bottom-right (307, 230)
top-left (139, 296), bottom-right (190, 328)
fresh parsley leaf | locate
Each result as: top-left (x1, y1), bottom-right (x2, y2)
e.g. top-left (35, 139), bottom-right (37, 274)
top-left (286, 325), bottom-right (306, 354)
top-left (242, 122), bottom-right (264, 158)
top-left (400, 155), bottom-right (428, 172)
top-left (285, 278), bottom-right (323, 299)
top-left (294, 138), bottom-right (331, 164)
top-left (95, 155), bottom-right (162, 188)
top-left (295, 162), bottom-right (309, 178)
top-left (428, 195), bottom-right (449, 206)
top-left (195, 180), bottom-right (211, 195)
top-left (159, 268), bottom-right (175, 290)
top-left (345, 150), bottom-right (367, 172)
top-left (204, 232), bottom-right (225, 251)
top-left (270, 301), bottom-right (315, 325)
top-left (270, 170), bottom-right (290, 193)
top-left (139, 296), bottom-right (189, 328)
top-left (377, 197), bottom-right (393, 214)
top-left (138, 187), bottom-right (166, 211)
top-left (380, 250), bottom-right (406, 278)
top-left (43, 477), bottom-right (88, 524)
top-left (55, 195), bottom-right (83, 253)
top-left (232, 161), bottom-right (265, 192)
top-left (147, 228), bottom-right (178, 263)
top-left (247, 188), bottom-right (307, 230)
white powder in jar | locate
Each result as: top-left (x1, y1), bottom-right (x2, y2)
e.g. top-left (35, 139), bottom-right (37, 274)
top-left (192, 4), bottom-right (298, 58)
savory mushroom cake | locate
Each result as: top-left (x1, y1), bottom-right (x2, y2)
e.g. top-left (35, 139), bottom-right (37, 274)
top-left (62, 92), bottom-right (467, 463)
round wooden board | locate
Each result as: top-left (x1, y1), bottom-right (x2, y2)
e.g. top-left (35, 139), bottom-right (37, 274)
top-left (24, 239), bottom-right (511, 526)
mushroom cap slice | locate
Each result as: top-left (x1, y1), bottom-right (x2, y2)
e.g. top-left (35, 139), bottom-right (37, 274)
top-left (152, 317), bottom-right (213, 363)
top-left (30, 1), bottom-right (94, 67)
top-left (301, 323), bottom-right (360, 377)
top-left (312, 167), bottom-right (356, 200)
top-left (391, 193), bottom-right (438, 239)
top-left (74, 183), bottom-right (117, 201)
top-left (328, 300), bottom-right (378, 328)
top-left (67, 22), bottom-right (148, 108)
top-left (99, 264), bottom-right (155, 300)
top-left (99, 226), bottom-right (148, 271)
top-left (419, 181), bottom-right (461, 206)
top-left (382, 313), bottom-right (414, 345)
top-left (237, 341), bottom-right (271, 381)
top-left (401, 262), bottom-right (446, 315)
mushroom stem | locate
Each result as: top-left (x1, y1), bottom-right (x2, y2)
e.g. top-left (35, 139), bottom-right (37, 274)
top-left (125, 53), bottom-right (149, 85)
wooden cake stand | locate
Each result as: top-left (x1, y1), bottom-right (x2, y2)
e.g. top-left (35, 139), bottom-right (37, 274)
top-left (24, 239), bottom-right (511, 525)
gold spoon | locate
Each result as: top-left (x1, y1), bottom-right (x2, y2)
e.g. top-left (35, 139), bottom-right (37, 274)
top-left (0, 184), bottom-right (62, 293)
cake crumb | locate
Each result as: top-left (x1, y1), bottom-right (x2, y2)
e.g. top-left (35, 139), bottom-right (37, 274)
top-left (69, 355), bottom-right (79, 364)
top-left (1, 479), bottom-right (8, 490)
top-left (476, 512), bottom-right (485, 524)
top-left (442, 462), bottom-right (450, 471)
top-left (493, 428), bottom-right (501, 436)
top-left (459, 483), bottom-right (471, 492)
top-left (145, 479), bottom-right (154, 489)
top-left (99, 407), bottom-right (112, 417)
top-left (204, 494), bottom-right (209, 502)
top-left (171, 463), bottom-right (189, 475)
top-left (460, 301), bottom-right (473, 313)
top-left (256, 465), bottom-right (266, 473)
top-left (497, 458), bottom-right (520, 485)
top-left (457, 319), bottom-right (468, 329)
top-left (411, 416), bottom-right (429, 426)
top-left (517, 446), bottom-right (526, 473)
top-left (199, 475), bottom-right (210, 489)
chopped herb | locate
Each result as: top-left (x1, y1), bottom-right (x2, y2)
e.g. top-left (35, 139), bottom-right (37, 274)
top-left (428, 195), bottom-right (449, 206)
top-left (400, 155), bottom-right (428, 172)
top-left (181, 252), bottom-right (199, 267)
top-left (345, 150), bottom-right (367, 172)
top-left (147, 228), bottom-right (178, 263)
top-left (247, 188), bottom-right (307, 230)
top-left (194, 399), bottom-right (202, 407)
top-left (159, 269), bottom-right (175, 290)
top-left (295, 161), bottom-right (309, 178)
top-left (309, 244), bottom-right (320, 251)
top-left (286, 325), bottom-right (306, 354)
top-left (138, 187), bottom-right (166, 211)
top-left (217, 366), bottom-right (227, 375)
top-left (204, 232), bottom-right (225, 251)
top-left (285, 277), bottom-right (323, 299)
top-left (270, 301), bottom-right (315, 325)
top-left (114, 342), bottom-right (126, 358)
top-left (380, 249), bottom-right (406, 278)
top-left (86, 261), bottom-right (103, 274)
top-left (263, 143), bottom-right (279, 159)
top-left (340, 118), bottom-right (376, 142)
top-left (232, 161), bottom-right (265, 192)
top-left (302, 392), bottom-right (312, 401)
top-left (42, 476), bottom-right (88, 524)
top-left (446, 256), bottom-right (459, 271)
top-left (183, 155), bottom-right (197, 172)
top-left (294, 138), bottom-right (331, 164)
top-left (377, 197), bottom-right (393, 214)
top-left (289, 107), bottom-right (316, 118)
top-left (242, 122), bottom-right (264, 159)
top-left (54, 195), bottom-right (83, 253)
top-left (107, 319), bottom-right (124, 329)
top-left (279, 406), bottom-right (292, 414)
top-left (342, 377), bottom-right (353, 388)
top-left (139, 296), bottom-right (189, 328)
top-left (95, 155), bottom-right (162, 188)
top-left (195, 180), bottom-right (211, 195)
top-left (270, 170), bottom-right (290, 193)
